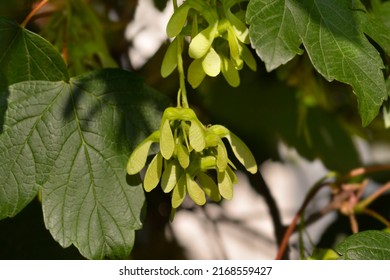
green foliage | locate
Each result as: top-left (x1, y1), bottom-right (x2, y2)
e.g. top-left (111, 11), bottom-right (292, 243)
top-left (0, 69), bottom-right (169, 259)
top-left (247, 0), bottom-right (389, 126)
top-left (40, 0), bottom-right (117, 76)
top-left (336, 230), bottom-right (390, 260)
top-left (0, 17), bottom-right (69, 89)
top-left (0, 11), bottom-right (169, 258)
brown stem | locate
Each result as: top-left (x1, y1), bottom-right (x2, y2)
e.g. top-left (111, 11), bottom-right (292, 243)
top-left (21, 0), bottom-right (49, 28)
top-left (275, 166), bottom-right (390, 260)
top-left (362, 208), bottom-right (390, 228)
top-left (343, 165), bottom-right (390, 181)
top-left (355, 181), bottom-right (390, 212)
top-left (349, 214), bottom-right (359, 234)
top-left (275, 180), bottom-right (329, 260)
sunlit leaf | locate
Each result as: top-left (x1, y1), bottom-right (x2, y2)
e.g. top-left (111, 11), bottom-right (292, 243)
top-left (0, 69), bottom-right (168, 259)
top-left (246, 0), bottom-right (303, 72)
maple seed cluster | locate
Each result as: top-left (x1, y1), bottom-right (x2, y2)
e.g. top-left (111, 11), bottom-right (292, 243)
top-left (127, 107), bottom-right (257, 210)
top-left (161, 0), bottom-right (256, 88)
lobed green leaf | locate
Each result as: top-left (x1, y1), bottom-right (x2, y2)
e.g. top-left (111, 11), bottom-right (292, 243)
top-left (246, 0), bottom-right (303, 72)
top-left (247, 0), bottom-right (387, 125)
top-left (0, 69), bottom-right (168, 259)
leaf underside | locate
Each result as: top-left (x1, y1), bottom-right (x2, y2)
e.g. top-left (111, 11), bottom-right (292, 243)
top-left (247, 0), bottom-right (388, 125)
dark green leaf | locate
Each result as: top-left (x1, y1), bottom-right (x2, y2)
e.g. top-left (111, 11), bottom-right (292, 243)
top-left (0, 69), bottom-right (169, 259)
top-left (372, 0), bottom-right (390, 29)
top-left (246, 0), bottom-right (303, 72)
top-left (40, 0), bottom-right (117, 76)
top-left (359, 11), bottom-right (390, 56)
top-left (336, 230), bottom-right (390, 260)
top-left (0, 17), bottom-right (69, 89)
top-left (247, 0), bottom-right (387, 125)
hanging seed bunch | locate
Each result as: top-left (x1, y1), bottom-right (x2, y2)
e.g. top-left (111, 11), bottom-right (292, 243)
top-left (161, 0), bottom-right (257, 88)
top-left (127, 107), bottom-right (257, 213)
top-left (127, 0), bottom-right (258, 218)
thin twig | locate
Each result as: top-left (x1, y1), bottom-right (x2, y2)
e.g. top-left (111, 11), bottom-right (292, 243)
top-left (275, 180), bottom-right (330, 260)
top-left (355, 181), bottom-right (390, 211)
top-left (349, 214), bottom-right (359, 234)
top-left (21, 0), bottom-right (50, 28)
top-left (343, 165), bottom-right (390, 181)
top-left (362, 208), bottom-right (390, 228)
top-left (275, 165), bottom-right (390, 260)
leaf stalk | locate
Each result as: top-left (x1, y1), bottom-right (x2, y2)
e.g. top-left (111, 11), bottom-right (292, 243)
top-left (21, 0), bottom-right (50, 28)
